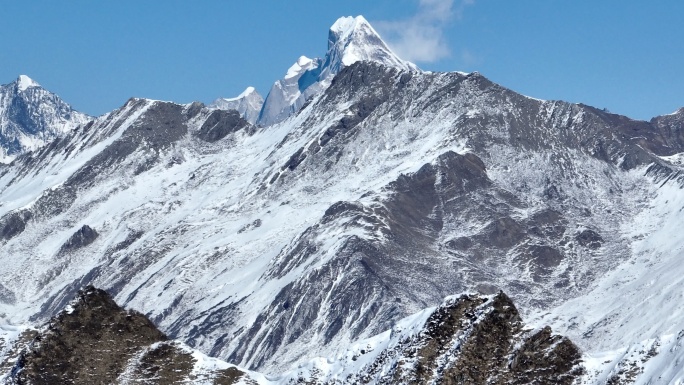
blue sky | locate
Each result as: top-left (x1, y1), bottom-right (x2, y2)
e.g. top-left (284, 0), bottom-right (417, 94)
top-left (1, 1), bottom-right (682, 120)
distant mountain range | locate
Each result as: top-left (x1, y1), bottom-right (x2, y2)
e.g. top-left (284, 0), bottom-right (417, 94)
top-left (1, 15), bottom-right (684, 385)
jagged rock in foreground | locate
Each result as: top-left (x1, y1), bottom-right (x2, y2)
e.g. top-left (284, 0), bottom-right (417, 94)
top-left (284, 292), bottom-right (584, 385)
top-left (4, 286), bottom-right (251, 385)
top-left (2, 15), bottom-right (683, 384)
top-left (3, 288), bottom-right (582, 384)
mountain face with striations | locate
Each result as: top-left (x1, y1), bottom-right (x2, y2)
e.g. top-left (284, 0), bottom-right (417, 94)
top-left (0, 75), bottom-right (90, 162)
top-left (2, 15), bottom-right (684, 384)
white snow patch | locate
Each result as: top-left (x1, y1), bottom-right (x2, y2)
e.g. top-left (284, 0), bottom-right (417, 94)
top-left (16, 75), bottom-right (40, 91)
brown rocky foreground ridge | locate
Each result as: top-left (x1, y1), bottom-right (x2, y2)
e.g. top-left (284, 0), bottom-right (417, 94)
top-left (3, 286), bottom-right (583, 384)
top-left (4, 286), bottom-right (249, 385)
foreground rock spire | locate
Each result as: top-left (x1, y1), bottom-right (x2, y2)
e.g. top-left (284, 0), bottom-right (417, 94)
top-left (4, 288), bottom-right (582, 384)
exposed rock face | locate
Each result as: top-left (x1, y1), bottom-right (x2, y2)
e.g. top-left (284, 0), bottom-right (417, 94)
top-left (196, 109), bottom-right (251, 142)
top-left (0, 211), bottom-right (31, 241)
top-left (8, 286), bottom-right (166, 384)
top-left (365, 293), bottom-right (584, 385)
top-left (575, 229), bottom-right (603, 249)
top-left (5, 287), bottom-right (251, 385)
top-left (3, 288), bottom-right (580, 385)
top-left (0, 75), bottom-right (91, 161)
top-left (59, 225), bottom-right (98, 253)
top-left (265, 292), bottom-right (582, 385)
top-left (0, 283), bottom-right (15, 305)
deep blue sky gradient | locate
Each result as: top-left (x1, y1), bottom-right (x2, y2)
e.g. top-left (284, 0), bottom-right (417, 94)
top-left (1, 1), bottom-right (681, 120)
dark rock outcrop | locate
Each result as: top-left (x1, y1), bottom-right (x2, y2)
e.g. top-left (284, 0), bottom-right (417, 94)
top-left (195, 109), bottom-right (251, 142)
top-left (0, 282), bottom-right (16, 304)
top-left (6, 286), bottom-right (250, 385)
top-left (320, 292), bottom-right (584, 385)
top-left (0, 210), bottom-right (32, 241)
top-left (4, 288), bottom-right (582, 384)
top-left (59, 225), bottom-right (99, 253)
top-left (576, 229), bottom-right (603, 249)
top-left (9, 286), bottom-right (166, 384)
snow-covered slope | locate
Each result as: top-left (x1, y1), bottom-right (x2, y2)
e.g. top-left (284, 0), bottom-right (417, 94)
top-left (0, 75), bottom-right (91, 162)
top-left (532, 170), bottom-right (684, 384)
top-left (1, 16), bottom-right (684, 385)
top-left (257, 15), bottom-right (418, 127)
top-left (209, 86), bottom-right (264, 125)
top-left (1, 59), bottom-right (683, 382)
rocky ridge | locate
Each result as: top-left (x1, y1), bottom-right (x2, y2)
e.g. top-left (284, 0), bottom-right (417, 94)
top-left (0, 15), bottom-right (683, 384)
top-left (3, 287), bottom-right (581, 385)
top-left (3, 287), bottom-right (252, 385)
top-left (257, 15), bottom-right (417, 126)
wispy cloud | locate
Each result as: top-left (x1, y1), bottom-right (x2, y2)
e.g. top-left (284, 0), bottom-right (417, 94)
top-left (374, 0), bottom-right (474, 63)
top-left (459, 48), bottom-right (480, 67)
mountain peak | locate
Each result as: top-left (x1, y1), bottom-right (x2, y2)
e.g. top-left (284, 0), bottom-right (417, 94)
top-left (328, 15), bottom-right (375, 51)
top-left (325, 15), bottom-right (418, 73)
top-left (225, 86), bottom-right (259, 102)
top-left (329, 15), bottom-right (370, 43)
top-left (257, 15), bottom-right (418, 127)
top-left (0, 75), bottom-right (90, 161)
top-left (285, 56), bottom-right (318, 79)
top-left (241, 86), bottom-right (256, 95)
top-left (16, 74), bottom-right (40, 91)
top-left (209, 86), bottom-right (264, 124)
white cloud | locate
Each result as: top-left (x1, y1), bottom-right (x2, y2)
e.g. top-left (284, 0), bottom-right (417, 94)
top-left (374, 0), bottom-right (474, 63)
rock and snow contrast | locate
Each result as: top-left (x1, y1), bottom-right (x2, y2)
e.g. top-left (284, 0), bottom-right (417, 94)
top-left (209, 87), bottom-right (264, 125)
top-left (1, 15), bottom-right (684, 384)
top-left (0, 75), bottom-right (91, 162)
top-left (257, 55), bottom-right (324, 127)
top-left (3, 287), bottom-right (581, 384)
top-left (257, 15), bottom-right (418, 127)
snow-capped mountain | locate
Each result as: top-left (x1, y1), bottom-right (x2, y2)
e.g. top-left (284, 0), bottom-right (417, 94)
top-left (257, 55), bottom-right (324, 127)
top-left (0, 75), bottom-right (90, 162)
top-left (1, 14), bottom-right (684, 385)
top-left (209, 86), bottom-right (264, 125)
top-left (257, 15), bottom-right (418, 127)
